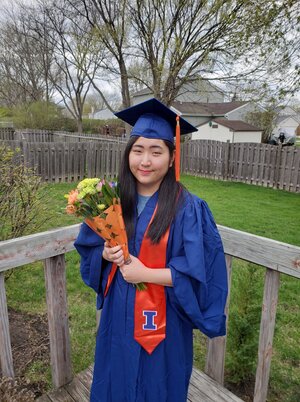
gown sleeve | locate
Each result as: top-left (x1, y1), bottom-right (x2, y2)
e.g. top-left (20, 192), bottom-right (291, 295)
top-left (74, 222), bottom-right (110, 309)
top-left (167, 195), bottom-right (228, 338)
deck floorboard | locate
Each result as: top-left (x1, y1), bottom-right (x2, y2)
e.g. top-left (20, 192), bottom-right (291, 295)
top-left (37, 366), bottom-right (244, 402)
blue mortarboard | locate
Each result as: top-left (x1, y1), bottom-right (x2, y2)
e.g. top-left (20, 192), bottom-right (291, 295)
top-left (114, 98), bottom-right (197, 143)
top-left (114, 98), bottom-right (197, 181)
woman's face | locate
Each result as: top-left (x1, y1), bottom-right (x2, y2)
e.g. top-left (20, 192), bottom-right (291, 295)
top-left (129, 137), bottom-right (174, 195)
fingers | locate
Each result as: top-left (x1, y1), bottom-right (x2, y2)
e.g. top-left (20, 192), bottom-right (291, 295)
top-left (102, 244), bottom-right (124, 265)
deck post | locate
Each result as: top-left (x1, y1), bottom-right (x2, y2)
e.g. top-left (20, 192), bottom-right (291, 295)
top-left (205, 254), bottom-right (232, 384)
top-left (44, 254), bottom-right (72, 388)
top-left (254, 268), bottom-right (280, 402)
top-left (0, 272), bottom-right (14, 378)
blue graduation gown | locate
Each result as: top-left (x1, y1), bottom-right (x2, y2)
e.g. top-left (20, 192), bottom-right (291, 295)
top-left (74, 191), bottom-right (228, 402)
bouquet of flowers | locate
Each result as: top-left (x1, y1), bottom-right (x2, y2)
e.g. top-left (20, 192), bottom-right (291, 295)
top-left (65, 178), bottom-right (146, 290)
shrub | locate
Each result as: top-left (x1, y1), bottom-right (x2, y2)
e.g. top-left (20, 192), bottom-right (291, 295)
top-left (0, 145), bottom-right (48, 241)
top-left (226, 263), bottom-right (263, 386)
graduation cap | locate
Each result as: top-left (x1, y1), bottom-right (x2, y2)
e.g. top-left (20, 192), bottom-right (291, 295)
top-left (114, 98), bottom-right (197, 181)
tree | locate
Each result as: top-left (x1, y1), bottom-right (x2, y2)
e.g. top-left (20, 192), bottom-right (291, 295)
top-left (0, 6), bottom-right (54, 106)
top-left (29, 0), bottom-right (107, 132)
top-left (69, 0), bottom-right (132, 109)
top-left (71, 0), bottom-right (300, 107)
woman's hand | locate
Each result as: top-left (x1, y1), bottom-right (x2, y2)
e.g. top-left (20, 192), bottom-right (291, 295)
top-left (119, 255), bottom-right (148, 284)
top-left (102, 243), bottom-right (124, 266)
top-left (120, 255), bottom-right (173, 287)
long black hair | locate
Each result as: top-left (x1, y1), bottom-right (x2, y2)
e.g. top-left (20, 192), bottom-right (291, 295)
top-left (119, 136), bottom-right (186, 244)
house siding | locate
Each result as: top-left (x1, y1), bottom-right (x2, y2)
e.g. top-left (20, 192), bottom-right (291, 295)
top-left (192, 122), bottom-right (262, 143)
top-left (272, 116), bottom-right (298, 136)
top-left (234, 131), bottom-right (262, 143)
top-left (192, 123), bottom-right (233, 142)
top-left (226, 103), bottom-right (262, 121)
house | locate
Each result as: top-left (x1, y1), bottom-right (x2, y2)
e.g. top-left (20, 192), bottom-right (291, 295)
top-left (132, 80), bottom-right (224, 105)
top-left (170, 100), bottom-right (251, 127)
top-left (88, 108), bottom-right (117, 120)
top-left (171, 99), bottom-right (263, 126)
top-left (272, 115), bottom-right (300, 137)
top-left (192, 118), bottom-right (262, 143)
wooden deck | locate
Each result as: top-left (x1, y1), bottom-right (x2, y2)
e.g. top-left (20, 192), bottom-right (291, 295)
top-left (37, 365), bottom-right (244, 402)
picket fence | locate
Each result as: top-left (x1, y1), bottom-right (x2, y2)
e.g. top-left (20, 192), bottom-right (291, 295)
top-left (1, 129), bottom-right (299, 192)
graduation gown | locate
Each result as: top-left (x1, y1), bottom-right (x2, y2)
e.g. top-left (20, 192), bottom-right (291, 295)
top-left (74, 191), bottom-right (228, 402)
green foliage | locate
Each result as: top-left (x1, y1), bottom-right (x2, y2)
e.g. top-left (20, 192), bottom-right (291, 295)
top-left (0, 106), bottom-right (12, 119)
top-left (12, 101), bottom-right (68, 131)
top-left (226, 263), bottom-right (263, 384)
top-left (82, 118), bottom-right (124, 136)
top-left (0, 145), bottom-right (48, 241)
top-left (7, 100), bottom-right (124, 134)
top-left (245, 109), bottom-right (277, 143)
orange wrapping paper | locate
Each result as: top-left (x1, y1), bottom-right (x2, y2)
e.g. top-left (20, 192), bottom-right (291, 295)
top-left (85, 203), bottom-right (130, 262)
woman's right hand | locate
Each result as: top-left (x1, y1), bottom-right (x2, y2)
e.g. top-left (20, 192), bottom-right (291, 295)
top-left (102, 242), bottom-right (124, 266)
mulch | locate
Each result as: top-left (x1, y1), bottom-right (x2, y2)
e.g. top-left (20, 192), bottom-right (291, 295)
top-left (0, 308), bottom-right (50, 400)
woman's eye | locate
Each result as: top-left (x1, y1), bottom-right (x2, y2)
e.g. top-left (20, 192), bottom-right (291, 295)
top-left (153, 152), bottom-right (162, 156)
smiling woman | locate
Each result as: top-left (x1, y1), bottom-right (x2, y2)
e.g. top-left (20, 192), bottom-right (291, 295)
top-left (129, 137), bottom-right (175, 196)
top-left (74, 98), bottom-right (228, 402)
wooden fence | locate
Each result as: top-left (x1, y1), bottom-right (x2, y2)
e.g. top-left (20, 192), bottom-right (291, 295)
top-left (182, 140), bottom-right (300, 192)
top-left (2, 140), bottom-right (126, 182)
top-left (0, 129), bottom-right (126, 143)
top-left (1, 134), bottom-right (300, 192)
top-left (0, 225), bottom-right (299, 402)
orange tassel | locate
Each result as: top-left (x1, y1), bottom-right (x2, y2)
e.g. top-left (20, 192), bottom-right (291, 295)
top-left (175, 115), bottom-right (180, 181)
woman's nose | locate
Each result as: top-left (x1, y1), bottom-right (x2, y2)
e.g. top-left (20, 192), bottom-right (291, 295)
top-left (141, 153), bottom-right (151, 165)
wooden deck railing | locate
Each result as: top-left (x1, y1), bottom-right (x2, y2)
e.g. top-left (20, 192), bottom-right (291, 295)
top-left (0, 225), bottom-right (299, 402)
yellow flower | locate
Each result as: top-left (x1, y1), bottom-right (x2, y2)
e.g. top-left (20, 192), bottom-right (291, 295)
top-left (97, 204), bottom-right (106, 211)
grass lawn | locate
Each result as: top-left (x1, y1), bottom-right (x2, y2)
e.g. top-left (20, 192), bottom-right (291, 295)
top-left (4, 176), bottom-right (300, 401)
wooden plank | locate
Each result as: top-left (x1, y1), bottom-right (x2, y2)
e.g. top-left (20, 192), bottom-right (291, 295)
top-left (0, 224), bottom-right (81, 272)
top-left (46, 386), bottom-right (76, 402)
top-left (0, 273), bottom-right (14, 377)
top-left (65, 376), bottom-right (90, 401)
top-left (35, 394), bottom-right (52, 402)
top-left (218, 225), bottom-right (300, 278)
top-left (279, 146), bottom-right (288, 190)
top-left (76, 366), bottom-right (93, 390)
top-left (285, 147), bottom-right (295, 192)
top-left (254, 269), bottom-right (280, 402)
top-left (44, 255), bottom-right (72, 388)
top-left (223, 141), bottom-right (230, 180)
top-left (205, 255), bottom-right (232, 384)
top-left (291, 148), bottom-right (300, 192)
top-left (1, 224), bottom-right (300, 278)
top-left (190, 368), bottom-right (244, 401)
top-left (273, 144), bottom-right (282, 189)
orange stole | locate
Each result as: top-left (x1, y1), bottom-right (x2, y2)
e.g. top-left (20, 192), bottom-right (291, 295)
top-left (104, 212), bottom-right (170, 355)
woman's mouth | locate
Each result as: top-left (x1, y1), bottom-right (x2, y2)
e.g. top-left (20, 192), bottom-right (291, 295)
top-left (138, 169), bottom-right (152, 175)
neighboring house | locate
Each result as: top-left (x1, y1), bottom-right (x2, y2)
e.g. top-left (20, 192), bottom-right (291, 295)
top-left (170, 100), bottom-right (262, 128)
top-left (89, 108), bottom-right (117, 120)
top-left (192, 118), bottom-right (262, 143)
top-left (272, 115), bottom-right (300, 137)
top-left (131, 80), bottom-right (224, 105)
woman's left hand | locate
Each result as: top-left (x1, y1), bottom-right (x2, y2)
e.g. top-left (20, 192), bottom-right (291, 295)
top-left (119, 255), bottom-right (148, 284)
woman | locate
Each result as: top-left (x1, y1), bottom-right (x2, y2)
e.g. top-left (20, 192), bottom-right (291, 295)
top-left (74, 98), bottom-right (228, 402)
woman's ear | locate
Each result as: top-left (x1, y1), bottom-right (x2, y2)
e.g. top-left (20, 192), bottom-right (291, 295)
top-left (169, 151), bottom-right (176, 167)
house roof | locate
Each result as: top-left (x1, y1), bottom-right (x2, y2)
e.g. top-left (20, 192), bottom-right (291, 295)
top-left (172, 101), bottom-right (248, 116)
top-left (212, 118), bottom-right (262, 132)
top-left (132, 87), bottom-right (152, 97)
top-left (131, 80), bottom-right (224, 98)
top-left (275, 114), bottom-right (300, 125)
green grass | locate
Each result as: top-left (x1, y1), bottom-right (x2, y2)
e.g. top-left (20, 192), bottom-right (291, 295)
top-left (4, 177), bottom-right (300, 400)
